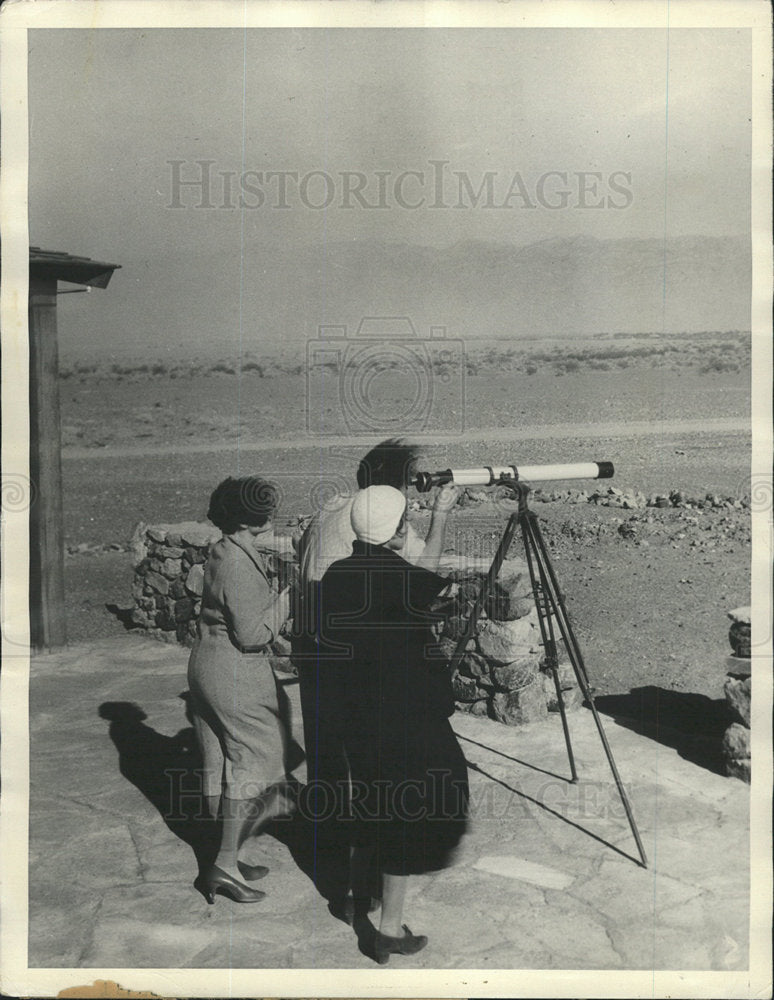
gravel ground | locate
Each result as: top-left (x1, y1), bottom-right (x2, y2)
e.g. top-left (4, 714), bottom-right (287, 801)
top-left (64, 496), bottom-right (750, 701)
top-left (59, 357), bottom-right (752, 702)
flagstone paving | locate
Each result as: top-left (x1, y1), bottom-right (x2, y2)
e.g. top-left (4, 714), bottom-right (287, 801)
top-left (26, 636), bottom-right (750, 971)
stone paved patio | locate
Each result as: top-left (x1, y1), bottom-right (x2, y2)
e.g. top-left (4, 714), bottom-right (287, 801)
top-left (27, 636), bottom-right (750, 972)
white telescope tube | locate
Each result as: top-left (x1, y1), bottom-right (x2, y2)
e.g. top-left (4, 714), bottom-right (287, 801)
top-left (413, 461), bottom-right (613, 491)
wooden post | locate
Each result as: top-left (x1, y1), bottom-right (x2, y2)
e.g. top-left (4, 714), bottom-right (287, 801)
top-left (29, 274), bottom-right (67, 650)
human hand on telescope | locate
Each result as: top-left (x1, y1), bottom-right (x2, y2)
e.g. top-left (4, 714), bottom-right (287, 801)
top-left (433, 482), bottom-right (460, 513)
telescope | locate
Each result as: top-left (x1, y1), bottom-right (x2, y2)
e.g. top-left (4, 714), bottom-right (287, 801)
top-left (415, 452), bottom-right (647, 868)
top-left (413, 461), bottom-right (614, 492)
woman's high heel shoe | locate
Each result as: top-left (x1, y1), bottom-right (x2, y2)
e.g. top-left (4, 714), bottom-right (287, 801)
top-left (237, 861), bottom-right (269, 882)
top-left (373, 925), bottom-right (428, 965)
top-left (198, 865), bottom-right (266, 905)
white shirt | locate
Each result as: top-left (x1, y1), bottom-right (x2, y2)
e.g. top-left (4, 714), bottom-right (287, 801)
top-left (296, 494), bottom-right (426, 585)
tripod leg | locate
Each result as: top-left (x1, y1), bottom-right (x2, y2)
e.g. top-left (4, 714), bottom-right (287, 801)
top-left (520, 515), bottom-right (578, 783)
top-left (525, 512), bottom-right (649, 869)
top-left (448, 510), bottom-right (521, 674)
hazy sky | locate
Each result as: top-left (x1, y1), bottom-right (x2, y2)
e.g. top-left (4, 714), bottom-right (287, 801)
top-left (27, 27), bottom-right (751, 358)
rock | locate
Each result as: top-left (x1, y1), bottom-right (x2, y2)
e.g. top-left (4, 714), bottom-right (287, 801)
top-left (129, 522), bottom-right (149, 566)
top-left (468, 699), bottom-right (490, 717)
top-left (178, 523), bottom-right (221, 547)
top-left (130, 606), bottom-right (153, 626)
top-left (456, 577), bottom-right (485, 604)
top-left (476, 617), bottom-right (536, 664)
top-left (490, 657), bottom-right (538, 691)
top-left (428, 636), bottom-right (456, 664)
top-left (160, 558), bottom-right (183, 579)
top-left (543, 675), bottom-right (582, 712)
top-left (458, 649), bottom-right (490, 679)
top-left (539, 641), bottom-right (571, 669)
top-left (725, 655), bottom-right (751, 679)
top-left (158, 545), bottom-right (185, 560)
top-left (489, 677), bottom-right (548, 725)
top-left (726, 757), bottom-right (751, 783)
top-left (173, 598), bottom-right (195, 623)
top-left (155, 608), bottom-right (176, 631)
top-left (722, 721), bottom-right (751, 760)
top-left (728, 621), bottom-right (751, 658)
top-left (722, 722), bottom-right (751, 783)
top-left (144, 570), bottom-right (170, 596)
top-left (442, 615), bottom-right (472, 642)
top-left (723, 676), bottom-right (751, 727)
top-left (452, 673), bottom-right (479, 702)
top-left (185, 564), bottom-right (205, 597)
top-left (146, 526), bottom-right (169, 543)
top-left (485, 574), bottom-right (534, 622)
top-left (169, 579), bottom-right (187, 600)
top-left (184, 546), bottom-right (208, 565)
top-left (498, 556), bottom-right (530, 582)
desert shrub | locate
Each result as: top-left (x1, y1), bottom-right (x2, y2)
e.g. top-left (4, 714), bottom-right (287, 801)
top-left (525, 363), bottom-right (538, 375)
top-left (211, 362), bottom-right (236, 375)
top-left (151, 363), bottom-right (168, 375)
top-left (700, 356), bottom-right (740, 374)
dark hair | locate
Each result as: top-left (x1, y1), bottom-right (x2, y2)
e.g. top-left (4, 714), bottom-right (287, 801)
top-left (356, 438), bottom-right (420, 490)
top-left (207, 476), bottom-right (279, 534)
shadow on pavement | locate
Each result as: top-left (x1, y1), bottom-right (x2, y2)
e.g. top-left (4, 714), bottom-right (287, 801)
top-left (593, 685), bottom-right (734, 775)
top-left (98, 699), bottom-right (218, 872)
top-left (97, 697), bottom-right (351, 905)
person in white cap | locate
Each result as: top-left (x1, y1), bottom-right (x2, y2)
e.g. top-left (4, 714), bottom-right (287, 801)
top-left (292, 439), bottom-right (427, 907)
top-left (316, 481), bottom-right (468, 964)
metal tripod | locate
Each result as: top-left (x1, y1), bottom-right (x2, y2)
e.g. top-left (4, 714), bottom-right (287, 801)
top-left (448, 478), bottom-right (648, 868)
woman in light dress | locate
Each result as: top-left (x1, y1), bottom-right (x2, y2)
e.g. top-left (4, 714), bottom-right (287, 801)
top-left (187, 476), bottom-right (291, 904)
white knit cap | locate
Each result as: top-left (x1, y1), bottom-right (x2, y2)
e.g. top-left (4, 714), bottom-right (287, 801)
top-left (350, 485), bottom-right (407, 545)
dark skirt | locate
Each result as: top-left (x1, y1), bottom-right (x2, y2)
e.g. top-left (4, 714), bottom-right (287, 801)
top-left (345, 709), bottom-right (469, 876)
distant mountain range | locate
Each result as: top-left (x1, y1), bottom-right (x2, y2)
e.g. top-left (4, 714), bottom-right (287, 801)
top-left (238, 233), bottom-right (750, 346)
top-left (53, 232), bottom-right (751, 360)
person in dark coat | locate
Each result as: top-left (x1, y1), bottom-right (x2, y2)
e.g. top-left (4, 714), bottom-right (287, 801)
top-left (317, 483), bottom-right (469, 963)
top-left (292, 439), bottom-right (426, 907)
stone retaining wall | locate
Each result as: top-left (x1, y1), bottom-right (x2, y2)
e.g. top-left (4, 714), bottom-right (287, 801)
top-left (721, 606), bottom-right (751, 783)
top-left (129, 521), bottom-right (296, 660)
top-left (436, 557), bottom-right (579, 725)
top-left (130, 522), bottom-right (580, 725)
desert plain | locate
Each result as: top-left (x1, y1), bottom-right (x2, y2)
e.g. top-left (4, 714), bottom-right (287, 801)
top-left (56, 329), bottom-right (753, 769)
